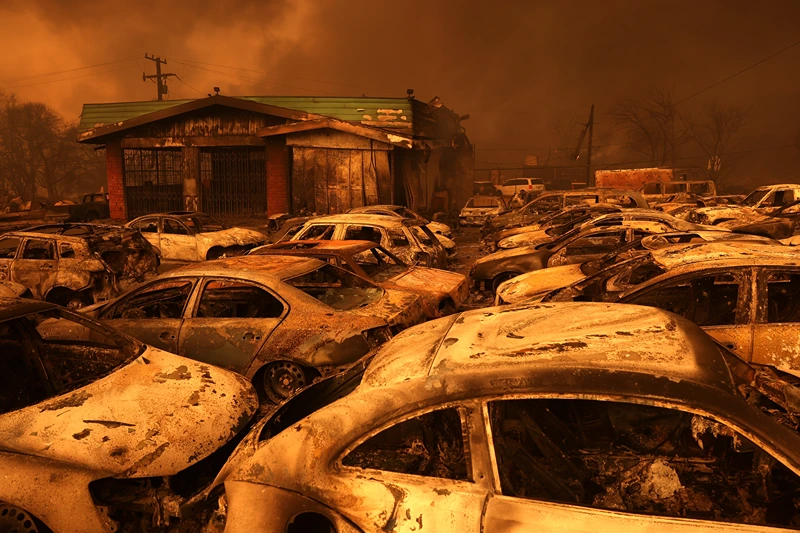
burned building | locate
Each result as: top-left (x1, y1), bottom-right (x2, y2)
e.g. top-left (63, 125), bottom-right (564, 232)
top-left (76, 95), bottom-right (473, 221)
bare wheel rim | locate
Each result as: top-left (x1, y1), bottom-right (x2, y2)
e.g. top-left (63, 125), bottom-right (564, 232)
top-left (0, 503), bottom-right (39, 533)
top-left (264, 361), bottom-right (307, 403)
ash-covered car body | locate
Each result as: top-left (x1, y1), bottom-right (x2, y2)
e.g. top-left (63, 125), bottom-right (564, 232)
top-left (687, 185), bottom-right (800, 226)
top-left (470, 220), bottom-right (675, 291)
top-left (484, 188), bottom-right (649, 233)
top-left (0, 225), bottom-right (159, 308)
top-left (125, 211), bottom-right (266, 261)
top-left (285, 213), bottom-right (447, 268)
top-left (217, 303), bottom-right (800, 533)
top-left (495, 206), bottom-right (716, 250)
top-left (544, 243), bottom-right (800, 374)
top-left (496, 231), bottom-right (781, 305)
top-left (250, 239), bottom-right (468, 318)
top-left (0, 298), bottom-right (258, 532)
top-left (459, 195), bottom-right (507, 226)
top-left (346, 204), bottom-right (453, 238)
top-left (84, 255), bottom-right (423, 402)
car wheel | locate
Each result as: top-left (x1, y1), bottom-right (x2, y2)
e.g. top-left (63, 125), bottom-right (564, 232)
top-left (492, 272), bottom-right (516, 293)
top-left (0, 502), bottom-right (43, 533)
top-left (84, 211), bottom-right (99, 222)
top-left (263, 361), bottom-right (308, 404)
top-left (438, 299), bottom-right (457, 317)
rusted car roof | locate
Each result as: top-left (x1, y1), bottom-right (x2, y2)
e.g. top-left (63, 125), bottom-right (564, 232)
top-left (362, 302), bottom-right (734, 393)
top-left (161, 255), bottom-right (326, 281)
top-left (299, 213), bottom-right (422, 228)
top-left (260, 239), bottom-right (377, 254)
top-left (650, 242), bottom-right (800, 270)
top-left (2, 230), bottom-right (98, 244)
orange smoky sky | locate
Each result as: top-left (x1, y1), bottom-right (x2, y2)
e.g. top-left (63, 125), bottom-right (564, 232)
top-left (1, 0), bottom-right (799, 185)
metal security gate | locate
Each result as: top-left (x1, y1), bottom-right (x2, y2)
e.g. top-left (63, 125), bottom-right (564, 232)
top-left (123, 149), bottom-right (184, 219)
top-left (200, 147), bottom-right (267, 219)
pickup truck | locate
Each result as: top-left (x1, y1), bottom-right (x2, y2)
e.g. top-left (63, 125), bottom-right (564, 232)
top-left (68, 193), bottom-right (110, 222)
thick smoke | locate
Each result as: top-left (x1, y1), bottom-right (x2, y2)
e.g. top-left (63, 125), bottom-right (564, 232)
top-left (1, 0), bottom-right (798, 189)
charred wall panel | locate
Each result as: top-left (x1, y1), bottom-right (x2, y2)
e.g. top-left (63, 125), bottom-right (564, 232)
top-left (291, 147), bottom-right (391, 214)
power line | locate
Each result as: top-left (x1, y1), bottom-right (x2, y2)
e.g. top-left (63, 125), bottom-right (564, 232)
top-left (1, 64), bottom-right (139, 89)
top-left (172, 60), bottom-right (335, 95)
top-left (174, 75), bottom-right (206, 96)
top-left (675, 37), bottom-right (800, 105)
top-left (171, 57), bottom-right (392, 94)
top-left (0, 56), bottom-right (139, 83)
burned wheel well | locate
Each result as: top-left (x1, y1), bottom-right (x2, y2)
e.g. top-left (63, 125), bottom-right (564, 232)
top-left (492, 271), bottom-right (519, 292)
top-left (287, 512), bottom-right (335, 533)
top-left (206, 246), bottom-right (225, 260)
top-left (0, 500), bottom-right (52, 533)
top-left (44, 287), bottom-right (92, 308)
top-left (252, 361), bottom-right (321, 405)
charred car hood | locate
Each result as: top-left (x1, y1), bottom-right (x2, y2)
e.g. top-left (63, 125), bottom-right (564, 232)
top-left (496, 264), bottom-right (585, 304)
top-left (477, 244), bottom-right (544, 264)
top-left (196, 227), bottom-right (265, 248)
top-left (349, 288), bottom-right (424, 328)
top-left (389, 267), bottom-right (466, 299)
top-left (498, 229), bottom-right (551, 249)
top-left (0, 347), bottom-right (258, 478)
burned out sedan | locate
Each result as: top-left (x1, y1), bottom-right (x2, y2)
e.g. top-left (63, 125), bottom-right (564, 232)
top-left (496, 231), bottom-right (781, 305)
top-left (84, 256), bottom-right (423, 402)
top-left (347, 204), bottom-right (453, 238)
top-left (544, 243), bottom-right (800, 375)
top-left (125, 211), bottom-right (265, 261)
top-left (286, 214), bottom-right (448, 268)
top-left (250, 240), bottom-right (468, 317)
top-left (215, 303), bottom-right (800, 533)
top-left (0, 226), bottom-right (159, 308)
top-left (470, 221), bottom-right (675, 291)
top-left (0, 298), bottom-right (258, 532)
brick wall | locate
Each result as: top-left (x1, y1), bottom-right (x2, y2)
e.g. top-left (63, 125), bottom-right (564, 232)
top-left (265, 137), bottom-right (290, 216)
top-left (105, 139), bottom-right (126, 220)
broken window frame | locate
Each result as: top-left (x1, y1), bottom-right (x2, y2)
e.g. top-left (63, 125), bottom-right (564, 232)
top-left (162, 218), bottom-right (193, 236)
top-left (755, 267), bottom-right (800, 324)
top-left (0, 237), bottom-right (20, 259)
top-left (338, 402), bottom-right (476, 483)
top-left (190, 277), bottom-right (288, 320)
top-left (481, 393), bottom-right (800, 527)
top-left (20, 238), bottom-right (55, 260)
top-left (621, 267), bottom-right (754, 327)
top-left (100, 277), bottom-right (198, 320)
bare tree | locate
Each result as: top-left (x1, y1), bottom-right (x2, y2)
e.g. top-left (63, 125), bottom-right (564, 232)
top-left (546, 110), bottom-right (584, 163)
top-left (610, 88), bottom-right (686, 167)
top-left (0, 91), bottom-right (104, 203)
top-left (683, 102), bottom-right (747, 186)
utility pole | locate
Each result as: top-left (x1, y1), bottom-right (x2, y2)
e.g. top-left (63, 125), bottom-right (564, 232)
top-left (143, 54), bottom-right (177, 101)
top-left (586, 104), bottom-right (594, 186)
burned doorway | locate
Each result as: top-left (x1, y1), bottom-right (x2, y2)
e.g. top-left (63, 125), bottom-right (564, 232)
top-left (200, 147), bottom-right (267, 220)
top-left (122, 149), bottom-right (184, 219)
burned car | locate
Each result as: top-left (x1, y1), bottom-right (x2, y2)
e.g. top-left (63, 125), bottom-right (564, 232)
top-left (486, 203), bottom-right (623, 251)
top-left (125, 211), bottom-right (266, 261)
top-left (543, 243), bottom-right (800, 375)
top-left (214, 302), bottom-right (800, 533)
top-left (484, 188), bottom-right (649, 233)
top-left (470, 221), bottom-right (676, 291)
top-left (495, 231), bottom-right (781, 305)
top-left (459, 195), bottom-right (507, 226)
top-left (83, 255), bottom-right (423, 402)
top-left (284, 214), bottom-right (448, 268)
top-left (0, 226), bottom-right (159, 308)
top-left (0, 298), bottom-right (258, 532)
top-left (347, 204), bottom-right (452, 238)
top-left (251, 240), bottom-right (468, 318)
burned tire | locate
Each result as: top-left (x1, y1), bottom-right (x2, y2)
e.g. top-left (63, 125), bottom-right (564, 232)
top-left (491, 272), bottom-right (517, 293)
top-left (262, 361), bottom-right (308, 404)
top-left (0, 502), bottom-right (44, 533)
top-left (83, 211), bottom-right (99, 222)
top-left (438, 299), bottom-right (457, 317)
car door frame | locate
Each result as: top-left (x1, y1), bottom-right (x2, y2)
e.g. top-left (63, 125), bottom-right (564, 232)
top-left (160, 216), bottom-right (199, 261)
top-left (479, 392), bottom-right (800, 533)
top-left (752, 265), bottom-right (800, 372)
top-left (11, 237), bottom-right (58, 299)
top-left (620, 266), bottom-right (756, 358)
top-left (0, 235), bottom-right (22, 285)
top-left (98, 276), bottom-right (199, 353)
top-left (177, 276), bottom-right (288, 373)
top-left (334, 399), bottom-right (494, 533)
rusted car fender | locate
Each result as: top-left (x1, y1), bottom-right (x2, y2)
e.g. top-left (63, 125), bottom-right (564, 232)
top-left (195, 228), bottom-right (266, 259)
top-left (470, 247), bottom-right (549, 283)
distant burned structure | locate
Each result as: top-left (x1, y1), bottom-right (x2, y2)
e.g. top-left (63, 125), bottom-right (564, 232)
top-left (77, 95), bottom-right (472, 221)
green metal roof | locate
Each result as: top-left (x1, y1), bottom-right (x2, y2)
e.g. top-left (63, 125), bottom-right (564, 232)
top-left (78, 96), bottom-right (414, 133)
